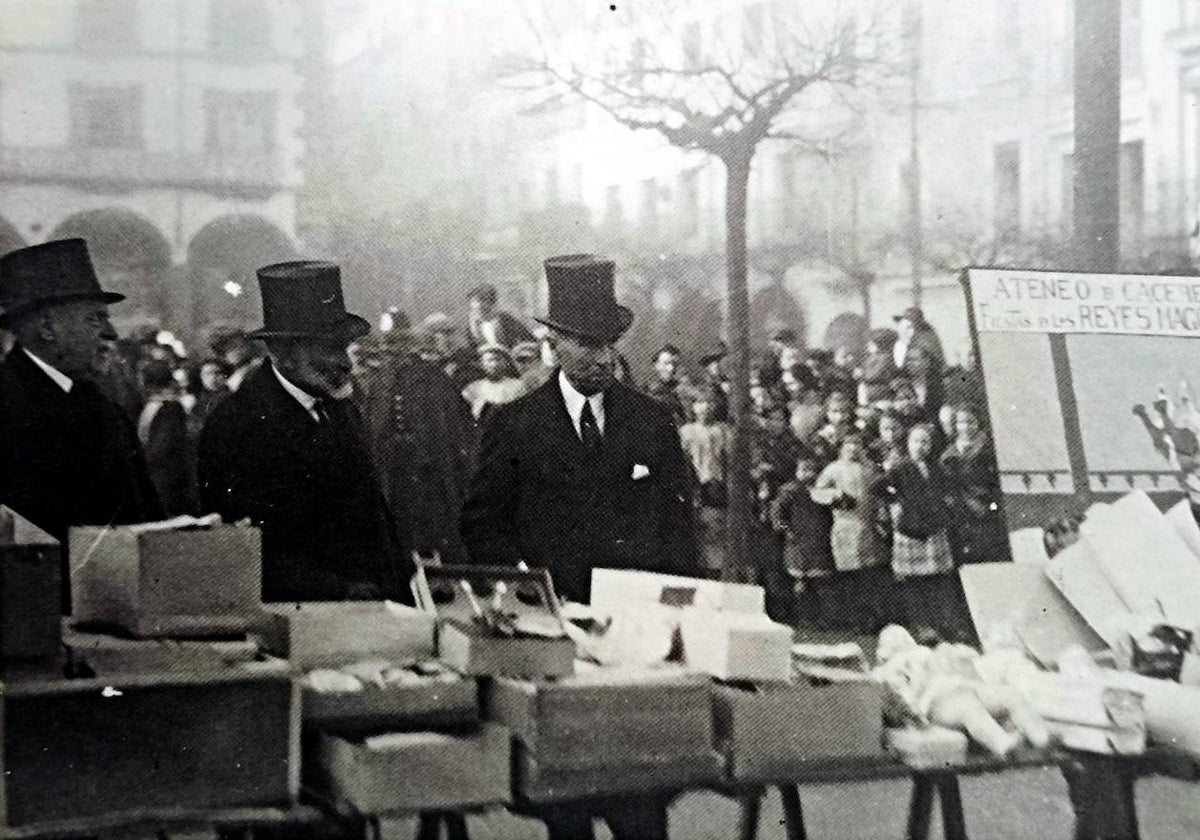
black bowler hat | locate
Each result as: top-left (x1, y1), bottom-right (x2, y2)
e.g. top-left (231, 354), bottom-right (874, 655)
top-left (536, 254), bottom-right (633, 342)
top-left (0, 238), bottom-right (123, 327)
top-left (247, 261), bottom-right (369, 341)
top-left (698, 340), bottom-right (728, 367)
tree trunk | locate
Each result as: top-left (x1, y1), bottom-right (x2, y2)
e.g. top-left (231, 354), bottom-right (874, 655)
top-left (722, 153), bottom-right (754, 583)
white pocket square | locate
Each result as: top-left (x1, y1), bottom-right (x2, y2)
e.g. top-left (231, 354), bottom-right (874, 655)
top-left (632, 464), bottom-right (650, 480)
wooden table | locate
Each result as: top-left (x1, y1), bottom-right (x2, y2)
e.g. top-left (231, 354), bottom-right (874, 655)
top-left (0, 803), bottom-right (329, 840)
top-left (724, 746), bottom-right (1200, 840)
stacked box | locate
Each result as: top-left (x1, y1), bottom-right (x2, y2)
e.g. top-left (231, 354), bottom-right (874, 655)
top-left (0, 655), bottom-right (298, 829)
top-left (305, 724), bottom-right (511, 813)
top-left (69, 525), bottom-right (261, 637)
top-left (712, 682), bottom-right (885, 782)
top-left (260, 602), bottom-right (475, 729)
top-left (486, 671), bottom-right (721, 802)
top-left (678, 609), bottom-right (793, 682)
top-left (0, 507), bottom-right (60, 661)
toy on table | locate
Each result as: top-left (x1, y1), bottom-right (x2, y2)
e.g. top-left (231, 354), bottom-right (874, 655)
top-left (871, 625), bottom-right (1050, 758)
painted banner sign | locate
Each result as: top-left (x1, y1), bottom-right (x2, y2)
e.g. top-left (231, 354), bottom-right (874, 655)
top-left (968, 268), bottom-right (1200, 336)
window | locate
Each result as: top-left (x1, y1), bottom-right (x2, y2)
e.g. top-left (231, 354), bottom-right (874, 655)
top-left (640, 178), bottom-right (659, 237)
top-left (1061, 152), bottom-right (1074, 230)
top-left (679, 169), bottom-right (700, 238)
top-left (70, 85), bottom-right (143, 147)
top-left (76, 0), bottom-right (139, 50)
top-left (994, 141), bottom-right (1021, 241)
top-left (204, 90), bottom-right (277, 154)
top-left (604, 185), bottom-right (623, 228)
top-left (683, 22), bottom-right (702, 70)
top-left (743, 3), bottom-right (766, 51)
top-left (997, 0), bottom-right (1021, 50)
top-left (210, 0), bottom-right (272, 57)
top-left (1120, 140), bottom-right (1144, 255)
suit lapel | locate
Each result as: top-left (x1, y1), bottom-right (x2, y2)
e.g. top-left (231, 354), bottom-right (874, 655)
top-left (244, 364), bottom-right (329, 471)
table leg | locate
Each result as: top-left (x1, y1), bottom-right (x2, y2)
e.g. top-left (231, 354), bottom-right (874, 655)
top-left (778, 786), bottom-right (807, 840)
top-left (737, 792), bottom-right (762, 840)
top-left (1063, 756), bottom-right (1140, 840)
top-left (444, 813), bottom-right (469, 840)
top-left (936, 777), bottom-right (968, 840)
top-left (906, 777), bottom-right (936, 840)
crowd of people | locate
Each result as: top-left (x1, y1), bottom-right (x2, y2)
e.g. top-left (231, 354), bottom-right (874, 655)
top-left (0, 254), bottom-right (1006, 642)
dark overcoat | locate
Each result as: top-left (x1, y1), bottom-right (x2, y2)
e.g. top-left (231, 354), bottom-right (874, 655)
top-left (0, 347), bottom-right (162, 610)
top-left (460, 374), bottom-right (699, 603)
top-left (198, 363), bottom-right (411, 603)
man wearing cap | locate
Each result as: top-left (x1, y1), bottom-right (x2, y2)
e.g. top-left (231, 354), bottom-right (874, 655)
top-left (697, 340), bottom-right (729, 422)
top-left (461, 254), bottom-right (698, 840)
top-left (466, 282), bottom-right (534, 348)
top-left (198, 262), bottom-right (411, 603)
top-left (0, 239), bottom-right (162, 609)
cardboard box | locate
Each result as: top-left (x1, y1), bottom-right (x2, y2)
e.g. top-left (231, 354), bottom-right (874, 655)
top-left (259, 601), bottom-right (435, 669)
top-left (0, 658), bottom-right (299, 828)
top-left (303, 677), bottom-right (478, 731)
top-left (678, 609), bottom-right (793, 682)
top-left (513, 743), bottom-right (724, 803)
top-left (590, 569), bottom-right (765, 613)
top-left (439, 618), bottom-right (575, 678)
top-left (69, 525), bottom-right (261, 637)
top-left (305, 723), bottom-right (511, 813)
top-left (0, 545), bottom-right (60, 661)
top-left (712, 682), bottom-right (885, 782)
top-left (485, 672), bottom-right (713, 771)
top-left (62, 619), bottom-right (263, 674)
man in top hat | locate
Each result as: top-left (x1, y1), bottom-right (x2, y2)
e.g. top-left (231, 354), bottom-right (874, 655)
top-left (461, 254), bottom-right (698, 840)
top-left (198, 261), bottom-right (412, 603)
top-left (0, 239), bottom-right (162, 610)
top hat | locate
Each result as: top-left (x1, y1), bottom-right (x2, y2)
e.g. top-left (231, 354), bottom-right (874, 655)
top-left (247, 261), bottom-right (369, 341)
top-left (893, 306), bottom-right (926, 325)
top-left (0, 238), bottom-right (123, 327)
top-left (536, 254), bottom-right (633, 342)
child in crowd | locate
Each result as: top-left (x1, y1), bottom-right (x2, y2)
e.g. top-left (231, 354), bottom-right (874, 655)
top-left (878, 423), bottom-right (973, 642)
top-left (940, 404), bottom-right (1008, 564)
top-left (770, 454), bottom-right (835, 625)
top-left (813, 434), bottom-right (886, 631)
top-left (868, 410), bottom-right (907, 471)
top-left (808, 390), bottom-right (856, 467)
top-left (679, 391), bottom-right (731, 577)
top-left (889, 377), bottom-right (927, 428)
top-left (461, 344), bottom-right (527, 420)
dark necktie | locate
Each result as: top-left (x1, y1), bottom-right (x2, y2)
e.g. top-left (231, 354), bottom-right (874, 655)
top-left (579, 399), bottom-right (602, 450)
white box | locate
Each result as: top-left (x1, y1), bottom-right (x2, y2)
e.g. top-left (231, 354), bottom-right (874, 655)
top-left (678, 608), bottom-right (792, 682)
top-left (589, 569), bottom-right (764, 614)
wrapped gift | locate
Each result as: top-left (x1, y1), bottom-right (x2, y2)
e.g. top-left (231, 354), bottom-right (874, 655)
top-left (414, 564), bottom-right (575, 678)
top-left (0, 656), bottom-right (298, 828)
top-left (678, 609), bottom-right (792, 682)
top-left (590, 568), bottom-right (765, 613)
top-left (0, 508), bottom-right (60, 660)
top-left (485, 670), bottom-right (713, 771)
top-left (69, 522), bottom-right (261, 637)
top-left (713, 681), bottom-right (884, 781)
top-left (260, 602), bottom-right (472, 729)
top-left (304, 723), bottom-right (511, 813)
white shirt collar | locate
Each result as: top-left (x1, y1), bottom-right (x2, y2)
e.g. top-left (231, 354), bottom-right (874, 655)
top-left (558, 369), bottom-right (605, 437)
top-left (272, 364), bottom-right (320, 422)
top-left (23, 348), bottom-right (73, 393)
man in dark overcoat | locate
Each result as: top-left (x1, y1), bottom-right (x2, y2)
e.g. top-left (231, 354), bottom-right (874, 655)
top-left (0, 239), bottom-right (162, 611)
top-left (198, 262), bottom-right (411, 603)
top-left (461, 254), bottom-right (699, 840)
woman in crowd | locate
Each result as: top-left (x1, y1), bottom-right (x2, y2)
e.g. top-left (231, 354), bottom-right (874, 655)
top-left (679, 389), bottom-right (731, 577)
top-left (461, 343), bottom-right (527, 421)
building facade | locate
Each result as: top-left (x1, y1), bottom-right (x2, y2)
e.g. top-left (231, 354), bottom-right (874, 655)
top-left (0, 0), bottom-right (315, 340)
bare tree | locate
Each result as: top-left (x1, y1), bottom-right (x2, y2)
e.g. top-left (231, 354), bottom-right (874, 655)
top-left (510, 0), bottom-right (895, 578)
